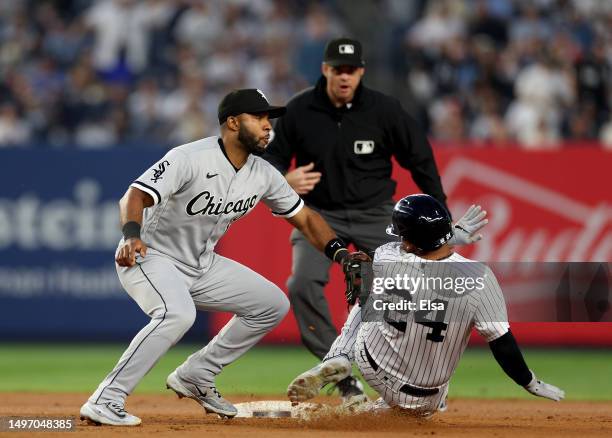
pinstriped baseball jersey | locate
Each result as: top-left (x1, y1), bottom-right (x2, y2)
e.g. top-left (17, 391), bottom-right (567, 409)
top-left (361, 241), bottom-right (509, 388)
top-left (130, 136), bottom-right (303, 269)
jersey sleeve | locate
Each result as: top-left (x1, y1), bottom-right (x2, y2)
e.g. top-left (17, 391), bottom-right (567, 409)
top-left (372, 247), bottom-right (384, 277)
top-left (373, 245), bottom-right (385, 263)
top-left (261, 164), bottom-right (304, 218)
top-left (130, 148), bottom-right (192, 206)
top-left (473, 266), bottom-right (510, 342)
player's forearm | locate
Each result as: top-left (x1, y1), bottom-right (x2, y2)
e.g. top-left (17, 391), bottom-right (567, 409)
top-left (287, 208), bottom-right (350, 263)
top-left (488, 330), bottom-right (532, 386)
top-left (296, 209), bottom-right (337, 252)
top-left (118, 187), bottom-right (151, 226)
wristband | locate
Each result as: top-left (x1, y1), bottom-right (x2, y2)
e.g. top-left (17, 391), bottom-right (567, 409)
top-left (324, 238), bottom-right (348, 263)
top-left (122, 221), bottom-right (141, 240)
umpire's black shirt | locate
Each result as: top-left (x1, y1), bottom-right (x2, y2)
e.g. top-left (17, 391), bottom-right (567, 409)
top-left (263, 76), bottom-right (447, 210)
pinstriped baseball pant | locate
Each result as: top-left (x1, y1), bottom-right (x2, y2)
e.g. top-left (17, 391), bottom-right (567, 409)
top-left (325, 305), bottom-right (448, 415)
top-left (354, 333), bottom-right (448, 416)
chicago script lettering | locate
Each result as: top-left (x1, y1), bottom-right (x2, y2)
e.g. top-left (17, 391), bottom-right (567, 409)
top-left (186, 191), bottom-right (258, 217)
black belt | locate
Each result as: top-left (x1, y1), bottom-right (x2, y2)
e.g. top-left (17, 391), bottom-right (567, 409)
top-left (363, 344), bottom-right (439, 397)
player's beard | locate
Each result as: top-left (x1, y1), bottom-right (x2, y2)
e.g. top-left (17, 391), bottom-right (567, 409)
top-left (238, 125), bottom-right (266, 156)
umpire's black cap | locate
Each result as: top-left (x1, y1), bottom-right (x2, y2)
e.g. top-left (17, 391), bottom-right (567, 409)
top-left (323, 37), bottom-right (365, 67)
top-left (218, 89), bottom-right (286, 124)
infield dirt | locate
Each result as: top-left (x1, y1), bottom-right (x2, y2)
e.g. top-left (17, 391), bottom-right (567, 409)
top-left (1, 393), bottom-right (611, 437)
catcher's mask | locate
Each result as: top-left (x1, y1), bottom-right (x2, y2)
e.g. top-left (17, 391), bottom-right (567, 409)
top-left (386, 194), bottom-right (453, 252)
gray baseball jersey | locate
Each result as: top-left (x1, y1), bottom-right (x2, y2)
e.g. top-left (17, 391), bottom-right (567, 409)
top-left (361, 242), bottom-right (509, 388)
top-left (88, 136), bottom-right (302, 406)
top-left (131, 135), bottom-right (303, 268)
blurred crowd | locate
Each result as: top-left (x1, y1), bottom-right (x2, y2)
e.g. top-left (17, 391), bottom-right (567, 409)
top-left (392, 0), bottom-right (612, 148)
top-left (0, 0), bottom-right (344, 148)
top-left (0, 0), bottom-right (611, 149)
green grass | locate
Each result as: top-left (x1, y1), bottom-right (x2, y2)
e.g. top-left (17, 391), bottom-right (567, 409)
top-left (0, 344), bottom-right (610, 400)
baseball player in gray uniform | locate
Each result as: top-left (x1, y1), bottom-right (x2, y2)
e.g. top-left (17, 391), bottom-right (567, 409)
top-left (80, 89), bottom-right (363, 426)
top-left (287, 194), bottom-right (564, 416)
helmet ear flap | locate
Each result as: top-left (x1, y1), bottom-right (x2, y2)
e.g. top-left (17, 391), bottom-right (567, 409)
top-left (385, 223), bottom-right (399, 237)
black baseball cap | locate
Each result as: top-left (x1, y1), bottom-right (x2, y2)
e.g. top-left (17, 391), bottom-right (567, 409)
top-left (218, 89), bottom-right (286, 124)
top-left (323, 38), bottom-right (365, 67)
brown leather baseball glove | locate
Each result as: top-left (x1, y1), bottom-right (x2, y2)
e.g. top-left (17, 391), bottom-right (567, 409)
top-left (341, 251), bottom-right (372, 306)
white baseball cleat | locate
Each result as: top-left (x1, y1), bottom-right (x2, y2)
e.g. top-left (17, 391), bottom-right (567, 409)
top-left (337, 376), bottom-right (369, 406)
top-left (370, 397), bottom-right (391, 411)
top-left (79, 401), bottom-right (142, 426)
top-left (438, 396), bottom-right (448, 412)
top-left (354, 397), bottom-right (391, 413)
top-left (287, 356), bottom-right (352, 403)
top-left (166, 370), bottom-right (237, 418)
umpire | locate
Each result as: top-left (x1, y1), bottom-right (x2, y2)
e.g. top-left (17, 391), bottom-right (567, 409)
top-left (263, 37), bottom-right (448, 400)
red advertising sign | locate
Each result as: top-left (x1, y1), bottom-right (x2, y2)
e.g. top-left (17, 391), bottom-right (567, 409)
top-left (216, 146), bottom-right (612, 345)
top-left (439, 148), bottom-right (611, 262)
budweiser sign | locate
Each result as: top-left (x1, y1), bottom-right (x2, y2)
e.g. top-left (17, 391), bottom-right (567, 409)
top-left (437, 153), bottom-right (612, 262)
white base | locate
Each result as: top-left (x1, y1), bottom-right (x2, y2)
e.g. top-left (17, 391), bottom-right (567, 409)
top-left (234, 401), bottom-right (320, 419)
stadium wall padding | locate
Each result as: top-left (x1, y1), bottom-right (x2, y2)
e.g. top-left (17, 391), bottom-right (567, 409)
top-left (0, 147), bottom-right (610, 344)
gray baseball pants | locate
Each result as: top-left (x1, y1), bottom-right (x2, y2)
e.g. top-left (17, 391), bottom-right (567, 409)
top-left (89, 248), bottom-right (289, 405)
top-left (287, 200), bottom-right (395, 359)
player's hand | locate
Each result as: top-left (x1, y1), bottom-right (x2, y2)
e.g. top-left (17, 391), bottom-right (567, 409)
top-left (524, 371), bottom-right (565, 401)
top-left (448, 204), bottom-right (488, 246)
top-left (116, 238), bottom-right (148, 267)
top-left (285, 162), bottom-right (322, 195)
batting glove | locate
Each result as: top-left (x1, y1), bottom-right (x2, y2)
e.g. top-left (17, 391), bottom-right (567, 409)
top-left (524, 371), bottom-right (565, 401)
top-left (448, 204), bottom-right (488, 246)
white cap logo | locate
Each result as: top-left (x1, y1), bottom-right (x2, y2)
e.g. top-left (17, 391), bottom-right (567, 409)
top-left (256, 89), bottom-right (269, 103)
top-left (339, 44), bottom-right (355, 54)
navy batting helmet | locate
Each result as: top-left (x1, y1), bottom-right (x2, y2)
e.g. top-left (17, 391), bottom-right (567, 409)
top-left (386, 194), bottom-right (453, 252)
